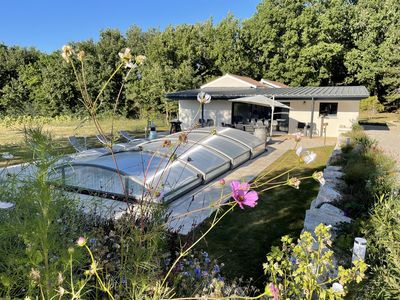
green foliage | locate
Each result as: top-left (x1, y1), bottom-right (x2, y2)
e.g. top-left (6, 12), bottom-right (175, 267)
top-left (360, 96), bottom-right (385, 114)
top-left (263, 224), bottom-right (367, 299)
top-left (356, 195), bottom-right (400, 299)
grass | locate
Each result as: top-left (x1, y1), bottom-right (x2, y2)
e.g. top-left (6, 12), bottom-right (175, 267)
top-left (358, 111), bottom-right (400, 125)
top-left (0, 117), bottom-right (168, 167)
top-left (191, 145), bottom-right (334, 286)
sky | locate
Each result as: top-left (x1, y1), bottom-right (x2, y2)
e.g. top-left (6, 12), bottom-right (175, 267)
top-left (0, 0), bottom-right (260, 53)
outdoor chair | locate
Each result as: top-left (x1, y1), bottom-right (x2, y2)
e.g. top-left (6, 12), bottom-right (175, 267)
top-left (68, 136), bottom-right (87, 152)
top-left (96, 134), bottom-right (109, 146)
top-left (118, 130), bottom-right (141, 143)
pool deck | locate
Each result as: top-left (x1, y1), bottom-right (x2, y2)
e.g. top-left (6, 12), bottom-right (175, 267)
top-left (167, 136), bottom-right (336, 234)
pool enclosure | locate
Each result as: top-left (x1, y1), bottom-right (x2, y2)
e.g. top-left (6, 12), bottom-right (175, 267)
top-left (51, 127), bottom-right (265, 203)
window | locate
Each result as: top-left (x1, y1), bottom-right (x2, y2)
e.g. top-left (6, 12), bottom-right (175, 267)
top-left (319, 103), bottom-right (338, 116)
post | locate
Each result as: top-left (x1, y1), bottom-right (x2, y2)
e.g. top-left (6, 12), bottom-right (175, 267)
top-left (201, 103), bottom-right (205, 127)
top-left (310, 97), bottom-right (315, 138)
top-left (269, 95), bottom-right (275, 140)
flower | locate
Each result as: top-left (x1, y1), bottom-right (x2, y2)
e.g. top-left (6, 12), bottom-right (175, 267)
top-left (118, 48), bottom-right (133, 65)
top-left (293, 131), bottom-right (303, 143)
top-left (287, 177), bottom-right (301, 189)
top-left (57, 287), bottom-right (65, 297)
top-left (162, 139), bottom-right (172, 148)
top-left (1, 152), bottom-right (14, 159)
top-left (77, 50), bottom-right (86, 61)
top-left (57, 272), bottom-right (64, 285)
top-left (332, 282), bottom-right (344, 293)
top-left (269, 283), bottom-right (280, 300)
top-left (230, 180), bottom-right (258, 209)
top-left (76, 236), bottom-right (87, 247)
top-left (61, 45), bottom-right (74, 63)
top-left (312, 171), bottom-right (325, 185)
top-left (210, 128), bottom-right (217, 135)
top-left (197, 91), bottom-right (211, 104)
top-left (29, 268), bottom-right (40, 283)
top-left (178, 132), bottom-right (188, 144)
top-left (219, 178), bottom-right (226, 186)
top-left (135, 54), bottom-right (146, 65)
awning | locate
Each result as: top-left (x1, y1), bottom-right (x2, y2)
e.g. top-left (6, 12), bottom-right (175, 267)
top-left (229, 95), bottom-right (291, 141)
top-left (229, 95), bottom-right (291, 109)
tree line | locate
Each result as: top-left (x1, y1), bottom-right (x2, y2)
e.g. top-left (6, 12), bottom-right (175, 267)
top-left (0, 0), bottom-right (398, 119)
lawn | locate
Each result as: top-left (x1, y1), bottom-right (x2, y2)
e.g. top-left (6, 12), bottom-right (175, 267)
top-left (358, 111), bottom-right (400, 125)
top-left (0, 117), bottom-right (168, 167)
top-left (191, 146), bottom-right (334, 286)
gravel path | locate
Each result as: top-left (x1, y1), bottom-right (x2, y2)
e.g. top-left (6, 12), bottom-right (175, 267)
top-left (363, 124), bottom-right (400, 165)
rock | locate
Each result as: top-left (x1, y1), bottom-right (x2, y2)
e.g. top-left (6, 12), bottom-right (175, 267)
top-left (310, 198), bottom-right (318, 209)
top-left (327, 149), bottom-right (342, 165)
top-left (323, 169), bottom-right (344, 180)
top-left (325, 165), bottom-right (343, 172)
top-left (325, 178), bottom-right (347, 190)
top-left (319, 203), bottom-right (346, 217)
top-left (303, 208), bottom-right (352, 233)
top-left (314, 185), bottom-right (342, 208)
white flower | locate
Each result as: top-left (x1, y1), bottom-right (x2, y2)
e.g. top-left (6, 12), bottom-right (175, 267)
top-left (61, 45), bottom-right (74, 63)
top-left (312, 171), bottom-right (325, 185)
top-left (118, 48), bottom-right (133, 66)
top-left (1, 152), bottom-right (14, 159)
top-left (135, 54), bottom-right (146, 65)
top-left (197, 91), bottom-right (211, 104)
top-left (332, 282), bottom-right (344, 293)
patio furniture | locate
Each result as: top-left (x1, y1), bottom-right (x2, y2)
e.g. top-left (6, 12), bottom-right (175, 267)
top-left (169, 119), bottom-right (182, 133)
top-left (96, 134), bottom-right (109, 146)
top-left (244, 124), bottom-right (255, 133)
top-left (68, 136), bottom-right (87, 152)
top-left (118, 130), bottom-right (140, 143)
top-left (206, 119), bottom-right (214, 127)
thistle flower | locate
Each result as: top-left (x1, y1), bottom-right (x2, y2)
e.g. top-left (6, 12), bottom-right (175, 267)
top-left (57, 272), bottom-right (64, 285)
top-left (162, 139), bottom-right (172, 148)
top-left (197, 91), bottom-right (211, 104)
top-left (76, 236), bottom-right (87, 247)
top-left (230, 180), bottom-right (258, 209)
top-left (178, 132), bottom-right (188, 144)
top-left (77, 50), bottom-right (86, 62)
top-left (118, 48), bottom-right (133, 65)
top-left (29, 268), bottom-right (40, 283)
top-left (61, 45), bottom-right (74, 63)
top-left (57, 287), bottom-right (65, 297)
top-left (219, 178), bottom-right (226, 186)
top-left (287, 177), bottom-right (301, 189)
top-left (135, 54), bottom-right (146, 65)
top-left (312, 171), bottom-right (325, 185)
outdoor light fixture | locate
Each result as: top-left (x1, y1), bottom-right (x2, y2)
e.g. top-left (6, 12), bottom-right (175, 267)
top-left (352, 237), bottom-right (367, 262)
top-left (197, 91), bottom-right (211, 127)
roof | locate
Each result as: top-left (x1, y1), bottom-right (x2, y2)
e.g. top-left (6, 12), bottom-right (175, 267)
top-left (261, 78), bottom-right (289, 88)
top-left (230, 74), bottom-right (265, 88)
top-left (166, 86), bottom-right (370, 101)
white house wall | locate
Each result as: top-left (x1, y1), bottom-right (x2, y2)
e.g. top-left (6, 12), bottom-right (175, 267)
top-left (179, 100), bottom-right (232, 129)
top-left (288, 100), bottom-right (360, 137)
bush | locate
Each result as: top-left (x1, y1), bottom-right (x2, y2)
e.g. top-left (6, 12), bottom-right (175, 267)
top-left (352, 195), bottom-right (400, 299)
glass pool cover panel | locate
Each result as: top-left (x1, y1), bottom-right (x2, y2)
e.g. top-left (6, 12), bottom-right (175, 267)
top-left (53, 127), bottom-right (265, 203)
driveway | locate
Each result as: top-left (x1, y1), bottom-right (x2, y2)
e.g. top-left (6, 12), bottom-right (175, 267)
top-left (362, 124), bottom-right (400, 165)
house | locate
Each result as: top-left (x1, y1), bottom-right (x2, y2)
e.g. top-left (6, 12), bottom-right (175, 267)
top-left (166, 74), bottom-right (369, 137)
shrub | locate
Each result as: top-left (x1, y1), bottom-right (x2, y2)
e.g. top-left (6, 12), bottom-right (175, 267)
top-left (352, 195), bottom-right (400, 299)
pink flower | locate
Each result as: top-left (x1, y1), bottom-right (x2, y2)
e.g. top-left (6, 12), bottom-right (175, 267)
top-left (219, 178), bottom-right (226, 186)
top-left (293, 131), bottom-right (303, 142)
top-left (269, 283), bottom-right (280, 300)
top-left (230, 180), bottom-right (258, 209)
top-left (76, 237), bottom-right (87, 247)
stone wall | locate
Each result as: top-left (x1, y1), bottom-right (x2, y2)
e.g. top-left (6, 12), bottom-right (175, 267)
top-left (303, 145), bottom-right (352, 234)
